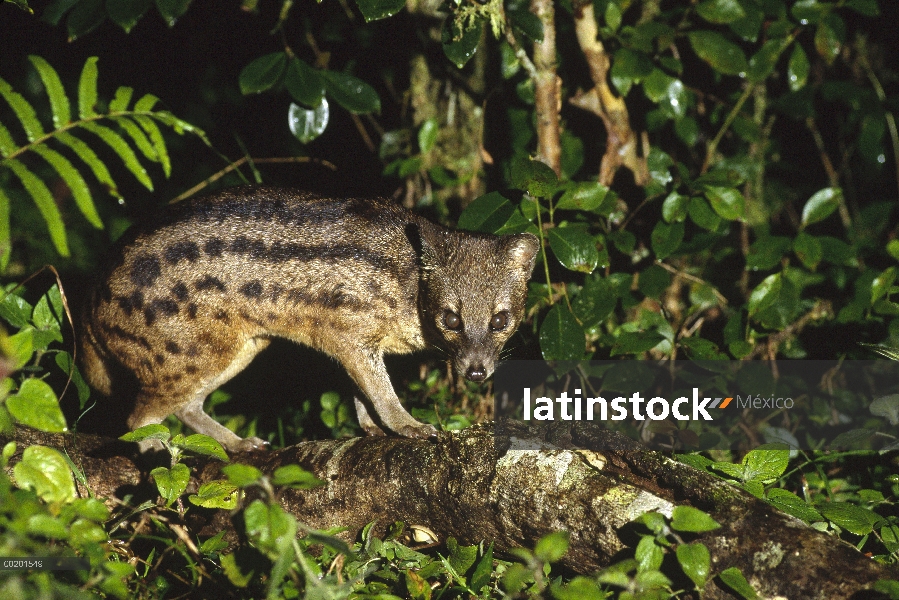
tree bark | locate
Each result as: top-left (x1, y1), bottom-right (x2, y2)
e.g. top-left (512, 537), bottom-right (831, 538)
top-left (3, 422), bottom-right (895, 599)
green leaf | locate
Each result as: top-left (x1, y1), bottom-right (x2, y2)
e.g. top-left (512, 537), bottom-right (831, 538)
top-left (5, 159), bottom-right (70, 256)
top-left (239, 52), bottom-right (287, 95)
top-left (155, 0), bottom-right (193, 24)
top-left (792, 231), bottom-right (822, 270)
top-left (766, 489), bottom-right (823, 523)
top-left (535, 530), bottom-right (569, 563)
top-left (572, 275), bottom-right (616, 328)
top-left (442, 18), bottom-right (482, 69)
top-left (134, 92), bottom-right (159, 112)
top-left (55, 351), bottom-right (92, 407)
top-left (28, 55), bottom-right (71, 127)
top-left (718, 567), bottom-right (759, 599)
top-left (635, 535), bottom-right (663, 572)
top-left (107, 0), bottom-right (151, 33)
top-left (787, 44), bottom-right (810, 91)
top-left (221, 463), bottom-right (263, 488)
top-left (13, 445), bottom-right (76, 504)
top-left (748, 272), bottom-right (782, 316)
top-left (0, 121), bottom-right (16, 157)
top-left (680, 336), bottom-right (727, 360)
top-left (688, 31), bottom-right (748, 76)
top-left (845, 0), bottom-right (879, 16)
top-left (108, 86), bottom-right (134, 112)
top-left (67, 0), bottom-right (105, 41)
top-left (244, 500), bottom-right (297, 555)
top-left (56, 131), bottom-right (122, 198)
top-left (0, 76), bottom-right (45, 142)
top-left (610, 48), bottom-right (654, 96)
top-left (651, 220), bottom-right (684, 259)
top-left (548, 227), bottom-right (599, 273)
top-left (354, 0), bottom-right (404, 21)
top-left (271, 464), bottom-right (326, 489)
top-left (801, 187), bottom-right (842, 227)
top-left (285, 58), bottom-right (324, 107)
top-left (509, 9), bottom-right (543, 42)
top-left (151, 463), bottom-right (190, 506)
top-left (539, 304), bottom-right (585, 361)
top-left (814, 14), bottom-right (844, 65)
top-left (0, 188), bottom-right (10, 271)
top-left (7, 330), bottom-right (34, 369)
top-left (7, 378), bottom-right (67, 432)
top-left (818, 502), bottom-right (880, 536)
top-left (872, 267), bottom-right (897, 305)
top-left (676, 542), bottom-right (710, 588)
top-left (0, 288), bottom-right (32, 329)
top-left (175, 434), bottom-right (228, 460)
top-left (133, 115), bottom-right (171, 177)
top-left (688, 196), bottom-right (721, 231)
top-left (80, 121), bottom-right (154, 190)
top-left (870, 394), bottom-right (899, 426)
top-left (78, 56), bottom-right (99, 119)
top-left (120, 423), bottom-right (171, 443)
top-left (662, 192), bottom-right (689, 223)
top-left (117, 116), bottom-right (158, 164)
top-left (447, 536), bottom-right (478, 576)
top-left (671, 506), bottom-right (721, 533)
top-left (742, 447), bottom-right (789, 483)
top-left (510, 157), bottom-right (558, 197)
top-left (31, 145), bottom-right (103, 228)
top-left (705, 186), bottom-right (744, 221)
top-left (418, 118), bottom-right (439, 153)
top-left (457, 191), bottom-right (517, 233)
top-left (746, 236), bottom-right (791, 271)
top-left (611, 330), bottom-right (666, 356)
top-left (556, 181), bottom-right (610, 211)
top-left (470, 543), bottom-right (493, 592)
top-left (188, 480), bottom-right (239, 509)
top-left (696, 0), bottom-right (745, 24)
top-left (320, 70), bottom-right (380, 114)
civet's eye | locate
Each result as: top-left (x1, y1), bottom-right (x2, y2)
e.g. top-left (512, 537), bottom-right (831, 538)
top-left (444, 310), bottom-right (462, 331)
top-left (490, 312), bottom-right (508, 331)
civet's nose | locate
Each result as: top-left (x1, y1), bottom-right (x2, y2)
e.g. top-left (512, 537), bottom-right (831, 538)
top-left (465, 364), bottom-right (487, 382)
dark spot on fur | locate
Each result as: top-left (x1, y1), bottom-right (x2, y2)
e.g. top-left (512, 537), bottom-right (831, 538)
top-left (186, 365), bottom-right (198, 374)
top-left (165, 341), bottom-right (181, 354)
top-left (214, 310), bottom-right (230, 322)
top-left (144, 307), bottom-right (156, 326)
top-left (155, 354), bottom-right (165, 365)
top-left (230, 236), bottom-right (250, 253)
top-left (172, 282), bottom-right (189, 301)
top-left (187, 303), bottom-right (198, 319)
top-left (102, 324), bottom-right (152, 350)
top-left (285, 286), bottom-right (363, 310)
top-left (150, 299), bottom-right (179, 316)
top-left (268, 284), bottom-right (284, 302)
top-left (240, 280), bottom-right (263, 298)
top-left (238, 310), bottom-right (264, 326)
top-left (165, 241), bottom-right (201, 265)
top-left (249, 240), bottom-right (267, 258)
top-left (172, 374), bottom-right (182, 382)
top-left (130, 254), bottom-right (161, 288)
top-left (204, 238), bottom-right (225, 257)
top-left (141, 358), bottom-right (154, 370)
top-left (195, 275), bottom-right (226, 292)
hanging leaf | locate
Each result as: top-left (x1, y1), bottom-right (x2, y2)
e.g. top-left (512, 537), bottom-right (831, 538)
top-left (748, 272), bottom-right (782, 316)
top-left (457, 191), bottom-right (517, 233)
top-left (133, 115), bottom-right (171, 176)
top-left (155, 0), bottom-right (193, 25)
top-left (801, 187), bottom-right (842, 227)
top-left (0, 76), bottom-right (44, 142)
top-left (78, 56), bottom-right (99, 118)
top-left (442, 18), bottom-right (483, 69)
top-left (0, 122), bottom-right (16, 157)
top-left (239, 52), bottom-right (287, 95)
top-left (354, 0), bottom-right (404, 22)
top-left (539, 304), bottom-right (585, 361)
top-left (56, 131), bottom-right (122, 198)
top-left (30, 145), bottom-right (103, 228)
top-left (705, 186), bottom-right (744, 221)
top-left (81, 121), bottom-right (154, 189)
top-left (288, 100), bottom-right (329, 144)
top-left (28, 55), bottom-right (71, 127)
top-left (787, 44), bottom-right (810, 91)
top-left (556, 181), bottom-right (609, 211)
top-left (696, 0), bottom-right (745, 24)
top-left (284, 58), bottom-right (325, 107)
top-left (688, 31), bottom-right (748, 75)
top-left (107, 0), bottom-right (151, 33)
top-left (66, 0), bottom-right (105, 41)
top-left (651, 220), bottom-right (684, 259)
top-left (5, 159), bottom-right (70, 256)
top-left (320, 70), bottom-right (380, 114)
top-left (117, 117), bottom-right (159, 165)
top-left (548, 227), bottom-right (599, 273)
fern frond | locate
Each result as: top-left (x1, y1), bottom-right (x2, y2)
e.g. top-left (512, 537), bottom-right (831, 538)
top-left (0, 76), bottom-right (45, 142)
top-left (27, 55), bottom-right (71, 128)
top-left (5, 159), bottom-right (69, 256)
top-left (0, 55), bottom-right (209, 267)
top-left (78, 57), bottom-right (99, 119)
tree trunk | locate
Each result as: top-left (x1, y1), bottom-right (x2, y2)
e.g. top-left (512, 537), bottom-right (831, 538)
top-left (3, 422), bottom-right (894, 599)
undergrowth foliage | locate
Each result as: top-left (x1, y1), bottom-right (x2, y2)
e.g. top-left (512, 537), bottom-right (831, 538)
top-left (0, 55), bottom-right (208, 268)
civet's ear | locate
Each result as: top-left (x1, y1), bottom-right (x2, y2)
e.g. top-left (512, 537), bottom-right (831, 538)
top-left (505, 233), bottom-right (540, 273)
